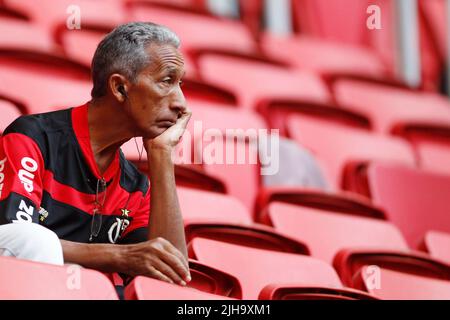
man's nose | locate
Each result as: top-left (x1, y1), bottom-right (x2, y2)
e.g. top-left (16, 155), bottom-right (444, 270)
top-left (170, 85), bottom-right (187, 115)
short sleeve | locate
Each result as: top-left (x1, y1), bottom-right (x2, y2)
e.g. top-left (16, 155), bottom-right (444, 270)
top-left (0, 133), bottom-right (45, 225)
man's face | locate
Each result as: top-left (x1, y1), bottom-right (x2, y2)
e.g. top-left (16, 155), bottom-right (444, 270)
top-left (125, 43), bottom-right (186, 138)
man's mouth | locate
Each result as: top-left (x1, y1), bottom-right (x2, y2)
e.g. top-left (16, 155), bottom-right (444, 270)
top-left (158, 120), bottom-right (175, 128)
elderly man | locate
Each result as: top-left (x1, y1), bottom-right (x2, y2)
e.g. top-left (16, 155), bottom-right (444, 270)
top-left (0, 22), bottom-right (191, 286)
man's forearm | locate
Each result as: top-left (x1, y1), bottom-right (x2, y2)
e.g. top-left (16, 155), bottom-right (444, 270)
top-left (61, 240), bottom-right (125, 273)
top-left (148, 149), bottom-right (188, 259)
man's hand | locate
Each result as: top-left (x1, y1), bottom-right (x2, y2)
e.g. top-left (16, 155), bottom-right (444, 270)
top-left (144, 108), bottom-right (192, 152)
top-left (123, 237), bottom-right (191, 285)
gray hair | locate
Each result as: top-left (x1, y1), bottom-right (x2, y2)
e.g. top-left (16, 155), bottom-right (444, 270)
top-left (91, 22), bottom-right (180, 98)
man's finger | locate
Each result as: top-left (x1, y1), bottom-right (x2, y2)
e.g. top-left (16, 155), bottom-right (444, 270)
top-left (159, 250), bottom-right (190, 282)
top-left (152, 258), bottom-right (186, 286)
top-left (164, 243), bottom-right (190, 277)
top-left (147, 266), bottom-right (174, 285)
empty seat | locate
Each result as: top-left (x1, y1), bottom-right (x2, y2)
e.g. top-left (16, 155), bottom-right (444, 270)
top-left (286, 113), bottom-right (416, 189)
top-left (345, 163), bottom-right (450, 247)
top-left (259, 283), bottom-right (377, 300)
top-left (420, 231), bottom-right (450, 265)
top-left (0, 99), bottom-right (22, 132)
top-left (267, 202), bottom-right (409, 264)
top-left (0, 18), bottom-right (54, 53)
top-left (0, 256), bottom-right (118, 299)
top-left (190, 238), bottom-right (342, 299)
top-left (198, 54), bottom-right (331, 108)
top-left (356, 266), bottom-right (450, 300)
top-left (415, 140), bottom-right (450, 176)
top-left (5, 0), bottom-right (125, 32)
top-left (255, 186), bottom-right (386, 223)
top-left (262, 34), bottom-right (388, 79)
top-left (420, 0), bottom-right (446, 62)
top-left (334, 80), bottom-right (450, 134)
top-left (392, 124), bottom-right (450, 176)
top-left (128, 2), bottom-right (255, 54)
top-left (0, 53), bottom-right (92, 114)
top-left (124, 276), bottom-right (235, 300)
top-left (188, 259), bottom-right (242, 299)
top-left (185, 222), bottom-right (309, 254)
top-left (334, 248), bottom-right (450, 289)
top-left (177, 186), bottom-right (252, 224)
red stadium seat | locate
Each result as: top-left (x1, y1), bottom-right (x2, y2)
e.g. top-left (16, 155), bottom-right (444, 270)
top-left (261, 34), bottom-right (388, 79)
top-left (177, 186), bottom-right (252, 224)
top-left (334, 80), bottom-right (450, 134)
top-left (259, 283), bottom-right (377, 300)
top-left (198, 53), bottom-right (331, 108)
top-left (124, 276), bottom-right (235, 300)
top-left (414, 140), bottom-right (450, 176)
top-left (267, 202), bottom-right (409, 264)
top-left (0, 52), bottom-right (91, 114)
top-left (420, 0), bottom-right (447, 62)
top-left (256, 98), bottom-right (370, 137)
top-left (420, 231), bottom-right (450, 265)
top-left (190, 238), bottom-right (342, 300)
top-left (255, 186), bottom-right (387, 223)
top-left (334, 248), bottom-right (450, 289)
top-left (188, 259), bottom-right (242, 299)
top-left (5, 0), bottom-right (125, 32)
top-left (292, 0), bottom-right (442, 91)
top-left (185, 222), bottom-right (309, 254)
top-left (392, 124), bottom-right (450, 176)
top-left (174, 165), bottom-right (227, 193)
top-left (286, 113), bottom-right (416, 189)
top-left (355, 266), bottom-right (450, 300)
top-left (345, 163), bottom-right (450, 247)
top-left (0, 256), bottom-right (118, 299)
top-left (128, 2), bottom-right (256, 54)
top-left (0, 98), bottom-right (22, 132)
top-left (0, 18), bottom-right (54, 53)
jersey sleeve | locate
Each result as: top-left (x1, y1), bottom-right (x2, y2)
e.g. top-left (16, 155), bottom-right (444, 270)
top-left (119, 183), bottom-right (150, 243)
top-left (0, 132), bottom-right (45, 225)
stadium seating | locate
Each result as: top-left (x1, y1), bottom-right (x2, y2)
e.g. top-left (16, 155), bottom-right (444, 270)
top-left (0, 98), bottom-right (22, 132)
top-left (286, 113), bottom-right (417, 189)
top-left (344, 163), bottom-right (450, 247)
top-left (254, 186), bottom-right (387, 223)
top-left (124, 276), bottom-right (235, 300)
top-left (258, 283), bottom-right (377, 300)
top-left (185, 221), bottom-right (309, 254)
top-left (354, 266), bottom-right (450, 300)
top-left (420, 231), bottom-right (450, 265)
top-left (392, 124), bottom-right (450, 176)
top-left (177, 186), bottom-right (252, 224)
top-left (0, 18), bottom-right (55, 53)
top-left (127, 2), bottom-right (256, 54)
top-left (4, 0), bottom-right (125, 32)
top-left (334, 79), bottom-right (450, 134)
top-left (266, 202), bottom-right (409, 264)
top-left (0, 256), bottom-right (118, 299)
top-left (0, 52), bottom-right (91, 114)
top-left (261, 34), bottom-right (388, 79)
top-left (334, 248), bottom-right (450, 288)
top-left (190, 238), bottom-right (344, 300)
top-left (188, 259), bottom-right (242, 298)
top-left (197, 53), bottom-right (331, 108)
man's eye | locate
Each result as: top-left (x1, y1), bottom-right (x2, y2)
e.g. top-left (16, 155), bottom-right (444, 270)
top-left (162, 77), bottom-right (172, 84)
top-left (179, 80), bottom-right (184, 87)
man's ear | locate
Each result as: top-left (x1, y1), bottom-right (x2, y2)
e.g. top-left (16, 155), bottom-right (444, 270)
top-left (108, 73), bottom-right (129, 103)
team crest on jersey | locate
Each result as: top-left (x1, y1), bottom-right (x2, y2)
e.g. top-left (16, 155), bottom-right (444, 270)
top-left (107, 208), bottom-right (131, 243)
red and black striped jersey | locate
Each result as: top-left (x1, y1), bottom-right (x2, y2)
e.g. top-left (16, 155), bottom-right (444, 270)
top-left (0, 103), bottom-right (150, 244)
